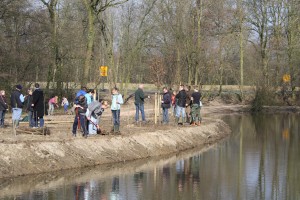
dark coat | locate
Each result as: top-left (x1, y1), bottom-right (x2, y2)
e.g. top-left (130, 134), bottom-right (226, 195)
top-left (162, 92), bottom-right (171, 109)
top-left (134, 88), bottom-right (145, 105)
top-left (10, 90), bottom-right (23, 109)
top-left (191, 92), bottom-right (201, 105)
top-left (76, 95), bottom-right (88, 115)
top-left (175, 90), bottom-right (187, 107)
top-left (32, 89), bottom-right (45, 117)
top-left (0, 95), bottom-right (8, 111)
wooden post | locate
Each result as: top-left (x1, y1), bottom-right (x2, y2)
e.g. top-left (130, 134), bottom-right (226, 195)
top-left (154, 93), bottom-right (157, 124)
top-left (158, 94), bottom-right (161, 122)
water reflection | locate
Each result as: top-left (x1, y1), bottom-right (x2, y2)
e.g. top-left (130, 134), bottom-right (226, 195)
top-left (1, 114), bottom-right (300, 200)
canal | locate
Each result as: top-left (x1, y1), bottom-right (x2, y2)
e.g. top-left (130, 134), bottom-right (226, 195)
top-left (0, 113), bottom-right (299, 200)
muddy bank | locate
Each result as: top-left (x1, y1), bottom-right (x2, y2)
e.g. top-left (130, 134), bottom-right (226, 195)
top-left (0, 118), bottom-right (230, 179)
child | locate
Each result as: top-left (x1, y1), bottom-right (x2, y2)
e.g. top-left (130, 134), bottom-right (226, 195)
top-left (48, 95), bottom-right (58, 115)
top-left (61, 97), bottom-right (69, 114)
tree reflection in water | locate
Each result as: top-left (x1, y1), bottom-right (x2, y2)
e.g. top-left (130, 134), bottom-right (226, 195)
top-left (1, 114), bottom-right (300, 200)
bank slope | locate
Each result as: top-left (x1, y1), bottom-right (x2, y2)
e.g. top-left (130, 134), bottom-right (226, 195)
top-left (0, 119), bottom-right (230, 178)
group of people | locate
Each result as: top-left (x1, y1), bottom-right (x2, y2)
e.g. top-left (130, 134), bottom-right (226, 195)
top-left (0, 83), bottom-right (45, 129)
top-left (72, 86), bottom-right (123, 138)
top-left (133, 84), bottom-right (202, 126)
top-left (160, 85), bottom-right (202, 126)
top-left (0, 83), bottom-right (202, 138)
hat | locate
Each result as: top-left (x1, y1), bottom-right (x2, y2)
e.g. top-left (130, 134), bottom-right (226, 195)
top-left (16, 84), bottom-right (22, 90)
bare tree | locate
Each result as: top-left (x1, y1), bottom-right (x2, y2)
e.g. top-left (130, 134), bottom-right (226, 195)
top-left (81, 0), bottom-right (129, 86)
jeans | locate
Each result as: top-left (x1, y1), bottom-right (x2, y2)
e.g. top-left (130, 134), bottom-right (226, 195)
top-left (28, 111), bottom-right (35, 127)
top-left (12, 108), bottom-right (22, 120)
top-left (63, 104), bottom-right (68, 113)
top-left (162, 108), bottom-right (169, 123)
top-left (88, 116), bottom-right (98, 135)
top-left (112, 110), bottom-right (121, 125)
top-left (33, 111), bottom-right (44, 127)
top-left (0, 110), bottom-right (6, 126)
top-left (135, 103), bottom-right (145, 122)
top-left (176, 106), bottom-right (186, 118)
top-left (72, 114), bottom-right (88, 135)
top-left (48, 103), bottom-right (54, 115)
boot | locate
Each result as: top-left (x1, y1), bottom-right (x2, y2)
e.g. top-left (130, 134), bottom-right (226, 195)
top-left (116, 125), bottom-right (120, 134)
top-left (114, 125), bottom-right (120, 134)
top-left (16, 120), bottom-right (19, 128)
top-left (191, 122), bottom-right (196, 126)
top-left (12, 120), bottom-right (19, 128)
top-left (175, 117), bottom-right (179, 125)
top-left (182, 117), bottom-right (185, 125)
top-left (186, 116), bottom-right (190, 124)
top-left (197, 121), bottom-right (201, 126)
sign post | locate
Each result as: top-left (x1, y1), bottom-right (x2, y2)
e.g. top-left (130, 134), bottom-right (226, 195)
top-left (99, 66), bottom-right (108, 91)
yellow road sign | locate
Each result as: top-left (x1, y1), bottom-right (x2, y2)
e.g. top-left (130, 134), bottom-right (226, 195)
top-left (283, 74), bottom-right (291, 83)
top-left (100, 66), bottom-right (108, 77)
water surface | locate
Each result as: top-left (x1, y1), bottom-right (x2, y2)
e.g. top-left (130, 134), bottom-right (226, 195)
top-left (1, 114), bottom-right (299, 200)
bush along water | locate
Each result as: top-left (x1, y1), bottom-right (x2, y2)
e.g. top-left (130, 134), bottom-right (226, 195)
top-left (251, 87), bottom-right (277, 112)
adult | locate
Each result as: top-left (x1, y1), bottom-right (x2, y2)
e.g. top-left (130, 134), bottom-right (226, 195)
top-left (10, 84), bottom-right (24, 128)
top-left (185, 85), bottom-right (192, 124)
top-left (25, 88), bottom-right (35, 127)
top-left (111, 87), bottom-right (123, 134)
top-left (161, 87), bottom-right (171, 124)
top-left (191, 88), bottom-right (202, 126)
top-left (175, 85), bottom-right (187, 125)
top-left (86, 100), bottom-right (109, 135)
top-left (76, 86), bottom-right (87, 97)
top-left (31, 83), bottom-right (45, 127)
top-left (72, 95), bottom-right (88, 137)
top-left (48, 95), bottom-right (58, 115)
top-left (134, 84), bottom-right (147, 123)
top-left (0, 90), bottom-right (8, 128)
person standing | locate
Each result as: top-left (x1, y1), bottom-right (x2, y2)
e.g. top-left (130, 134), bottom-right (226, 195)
top-left (161, 87), bottom-right (171, 124)
top-left (72, 95), bottom-right (88, 137)
top-left (171, 91), bottom-right (177, 117)
top-left (175, 85), bottom-right (187, 125)
top-left (0, 90), bottom-right (8, 128)
top-left (10, 84), bottom-right (24, 128)
top-left (31, 83), bottom-right (45, 127)
top-left (185, 85), bottom-right (192, 124)
top-left (25, 89), bottom-right (35, 127)
top-left (84, 89), bottom-right (94, 105)
top-left (134, 84), bottom-right (147, 123)
top-left (111, 87), bottom-right (123, 134)
top-left (61, 97), bottom-right (69, 114)
top-left (191, 88), bottom-right (202, 126)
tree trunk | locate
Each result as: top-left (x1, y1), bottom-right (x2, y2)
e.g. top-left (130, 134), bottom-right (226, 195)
top-left (82, 0), bottom-right (96, 87)
top-left (238, 0), bottom-right (244, 98)
top-left (195, 0), bottom-right (203, 86)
